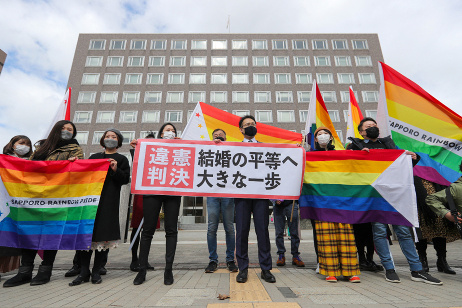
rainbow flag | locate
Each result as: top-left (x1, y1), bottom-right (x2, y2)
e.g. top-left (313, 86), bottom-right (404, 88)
top-left (181, 102), bottom-right (303, 144)
top-left (345, 86), bottom-right (364, 142)
top-left (378, 62), bottom-right (462, 186)
top-left (305, 81), bottom-right (344, 150)
top-left (0, 155), bottom-right (109, 250)
top-left (299, 150), bottom-right (418, 227)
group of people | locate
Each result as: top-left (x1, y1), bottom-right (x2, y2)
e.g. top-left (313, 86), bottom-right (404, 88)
top-left (0, 115), bottom-right (460, 289)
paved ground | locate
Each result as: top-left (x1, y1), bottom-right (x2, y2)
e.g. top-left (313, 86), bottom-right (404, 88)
top-left (2, 225), bottom-right (462, 307)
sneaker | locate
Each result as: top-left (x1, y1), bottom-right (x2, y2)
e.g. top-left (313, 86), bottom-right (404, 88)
top-left (349, 276), bottom-right (361, 283)
top-left (227, 261), bottom-right (238, 272)
top-left (292, 255), bottom-right (305, 267)
top-left (276, 254), bottom-right (285, 266)
top-left (205, 261), bottom-right (217, 273)
top-left (385, 269), bottom-right (401, 283)
top-left (411, 270), bottom-right (443, 285)
top-left (326, 276), bottom-right (337, 283)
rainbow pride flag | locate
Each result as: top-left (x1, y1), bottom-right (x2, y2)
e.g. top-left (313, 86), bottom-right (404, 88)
top-left (299, 150), bottom-right (418, 227)
top-left (345, 86), bottom-right (364, 142)
top-left (378, 62), bottom-right (462, 186)
top-left (0, 155), bottom-right (109, 250)
top-left (181, 102), bottom-right (303, 144)
top-left (305, 81), bottom-right (344, 150)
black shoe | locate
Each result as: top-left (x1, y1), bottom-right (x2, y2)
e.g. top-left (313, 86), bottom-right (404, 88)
top-left (359, 260), bottom-right (374, 271)
top-left (91, 271), bottom-right (102, 284)
top-left (99, 267), bottom-right (107, 275)
top-left (147, 263), bottom-right (155, 271)
top-left (227, 261), bottom-right (238, 272)
top-left (64, 265), bottom-right (80, 277)
top-left (69, 274), bottom-right (90, 286)
top-left (236, 269), bottom-right (248, 283)
top-left (369, 260), bottom-right (384, 272)
top-left (205, 261), bottom-right (218, 273)
top-left (3, 265), bottom-right (33, 287)
top-left (30, 265), bottom-right (52, 286)
top-left (133, 269), bottom-right (146, 285)
top-left (411, 270), bottom-right (443, 285)
top-left (437, 258), bottom-right (456, 275)
top-left (130, 261), bottom-right (140, 272)
top-left (164, 269), bottom-right (174, 285)
top-left (261, 270), bottom-right (276, 283)
top-left (385, 269), bottom-right (400, 283)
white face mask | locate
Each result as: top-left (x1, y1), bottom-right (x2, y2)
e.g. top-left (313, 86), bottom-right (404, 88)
top-left (317, 134), bottom-right (331, 145)
top-left (15, 144), bottom-right (30, 156)
top-left (162, 131), bottom-right (175, 139)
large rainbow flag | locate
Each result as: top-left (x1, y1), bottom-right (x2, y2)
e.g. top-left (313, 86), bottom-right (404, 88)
top-left (0, 155), bottom-right (109, 250)
top-left (299, 149), bottom-right (418, 227)
top-left (345, 86), bottom-right (364, 142)
top-left (181, 102), bottom-right (303, 144)
top-left (305, 81), bottom-right (344, 150)
top-left (378, 62), bottom-right (462, 186)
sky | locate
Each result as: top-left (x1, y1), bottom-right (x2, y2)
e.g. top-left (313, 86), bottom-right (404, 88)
top-left (0, 0), bottom-right (461, 148)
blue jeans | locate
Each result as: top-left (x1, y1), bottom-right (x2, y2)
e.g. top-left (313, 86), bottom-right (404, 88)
top-left (273, 201), bottom-right (300, 257)
top-left (372, 222), bottom-right (422, 272)
top-left (207, 197), bottom-right (235, 263)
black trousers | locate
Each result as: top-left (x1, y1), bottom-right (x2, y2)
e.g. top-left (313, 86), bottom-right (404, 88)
top-left (353, 223), bottom-right (375, 261)
top-left (21, 249), bottom-right (57, 267)
top-left (77, 249), bottom-right (109, 275)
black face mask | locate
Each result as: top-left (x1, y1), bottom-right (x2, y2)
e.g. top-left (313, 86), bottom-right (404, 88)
top-left (365, 126), bottom-right (380, 139)
top-left (215, 136), bottom-right (225, 141)
top-left (244, 126), bottom-right (257, 137)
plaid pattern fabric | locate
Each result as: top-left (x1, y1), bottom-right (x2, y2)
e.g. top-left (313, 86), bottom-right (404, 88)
top-left (315, 220), bottom-right (360, 277)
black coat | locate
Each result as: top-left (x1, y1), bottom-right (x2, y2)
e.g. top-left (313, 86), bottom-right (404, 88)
top-left (89, 152), bottom-right (130, 242)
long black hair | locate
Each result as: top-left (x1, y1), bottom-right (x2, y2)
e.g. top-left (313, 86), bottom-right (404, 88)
top-left (3, 135), bottom-right (32, 157)
top-left (33, 120), bottom-right (77, 160)
top-left (158, 123), bottom-right (177, 139)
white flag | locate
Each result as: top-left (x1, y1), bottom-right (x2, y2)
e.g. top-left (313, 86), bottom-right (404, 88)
top-left (181, 102), bottom-right (210, 141)
top-left (0, 176), bottom-right (11, 223)
top-left (43, 87), bottom-right (71, 138)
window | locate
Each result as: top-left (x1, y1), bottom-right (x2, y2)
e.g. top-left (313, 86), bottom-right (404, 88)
top-left (232, 40), bottom-right (247, 49)
top-left (337, 73), bottom-right (355, 84)
top-left (343, 110), bottom-right (350, 122)
top-left (336, 130), bottom-right (344, 142)
top-left (366, 110), bottom-right (377, 118)
top-left (334, 56), bottom-right (351, 67)
top-left (255, 110), bottom-right (273, 122)
top-left (81, 73), bottom-right (99, 85)
top-left (189, 73), bottom-right (206, 84)
top-left (211, 56), bottom-right (227, 66)
top-left (103, 73), bottom-right (120, 85)
top-left (232, 91), bottom-right (249, 103)
top-left (273, 56), bottom-right (289, 66)
top-left (149, 56), bottom-right (165, 66)
top-left (272, 39), bottom-right (287, 50)
top-left (254, 92), bottom-right (271, 103)
top-left (130, 40), bottom-right (146, 50)
top-left (85, 56), bottom-right (103, 67)
top-left (332, 39), bottom-right (348, 50)
top-left (212, 40), bottom-right (227, 49)
top-left (142, 111), bottom-right (160, 123)
top-left (171, 39), bottom-right (187, 50)
top-left (232, 56), bottom-right (248, 66)
top-left (125, 73), bottom-right (142, 84)
top-left (314, 56), bottom-right (331, 66)
top-left (362, 91), bottom-right (379, 102)
top-left (188, 91), bottom-right (205, 103)
top-left (187, 110), bottom-right (194, 120)
top-left (170, 56), bottom-right (186, 66)
top-left (75, 132), bottom-right (89, 145)
top-left (340, 91), bottom-right (358, 103)
top-left (277, 111), bottom-right (295, 122)
top-left (73, 111), bottom-right (92, 123)
top-left (89, 39), bottom-right (105, 50)
top-left (92, 131), bottom-right (105, 144)
top-left (276, 91), bottom-right (293, 103)
top-left (120, 132), bottom-right (135, 144)
top-left (294, 56), bottom-right (310, 66)
top-left (232, 74), bottom-right (249, 84)
top-left (252, 56), bottom-right (268, 66)
top-left (166, 92), bottom-right (184, 103)
top-left (190, 56), bottom-right (206, 66)
top-left (210, 91), bottom-right (227, 103)
top-left (77, 92), bottom-right (96, 103)
top-left (147, 73), bottom-right (164, 85)
top-left (358, 73), bottom-right (376, 84)
top-left (274, 73), bottom-right (291, 84)
top-left (110, 40), bottom-right (126, 50)
top-left (299, 110), bottom-right (308, 122)
top-left (107, 56), bottom-right (123, 67)
top-left (151, 40), bottom-right (166, 50)
top-left (128, 56), bottom-right (144, 67)
top-left (100, 91), bottom-right (118, 103)
top-left (165, 111), bottom-right (183, 122)
top-left (252, 40), bottom-right (267, 50)
top-left (312, 39), bottom-right (328, 50)
top-left (191, 40), bottom-right (207, 50)
top-left (211, 73), bottom-right (227, 84)
top-left (352, 39), bottom-right (368, 50)
top-left (321, 91), bottom-right (337, 102)
top-left (168, 73), bottom-right (185, 84)
top-left (328, 110), bottom-right (340, 122)
top-left (295, 73), bottom-right (312, 84)
top-left (122, 91), bottom-right (140, 103)
top-left (96, 111), bottom-right (115, 123)
top-left (253, 73), bottom-right (270, 84)
top-left (119, 111), bottom-right (137, 123)
top-left (144, 91), bottom-right (162, 103)
top-left (316, 73), bottom-right (334, 84)
top-left (292, 39), bottom-right (308, 50)
top-left (355, 56), bottom-right (372, 66)
top-left (232, 110), bottom-right (250, 117)
top-left (297, 91), bottom-right (311, 103)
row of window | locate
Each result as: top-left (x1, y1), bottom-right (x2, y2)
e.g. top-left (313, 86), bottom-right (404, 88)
top-left (81, 72), bottom-right (377, 86)
top-left (77, 90), bottom-right (379, 104)
top-left (89, 38), bottom-right (369, 51)
top-left (86, 55), bottom-right (373, 68)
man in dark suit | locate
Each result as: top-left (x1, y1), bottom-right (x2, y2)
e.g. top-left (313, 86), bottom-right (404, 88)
top-left (234, 115), bottom-right (275, 283)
